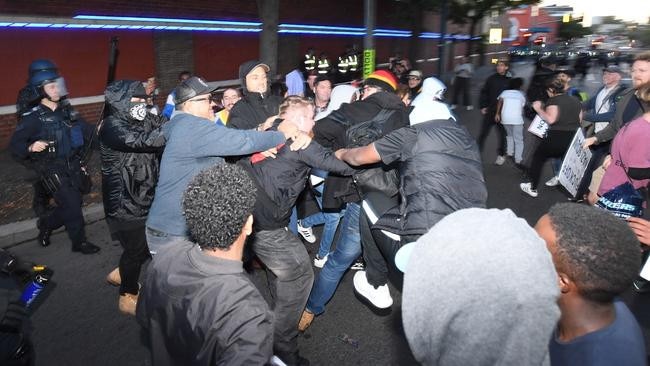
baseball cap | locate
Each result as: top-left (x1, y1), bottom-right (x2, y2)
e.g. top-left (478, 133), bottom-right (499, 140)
top-left (408, 70), bottom-right (423, 79)
top-left (603, 65), bottom-right (624, 75)
top-left (174, 76), bottom-right (217, 105)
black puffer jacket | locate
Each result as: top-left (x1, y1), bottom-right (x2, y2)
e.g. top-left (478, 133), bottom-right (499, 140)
top-left (373, 119), bottom-right (488, 236)
top-left (99, 80), bottom-right (166, 230)
top-left (313, 91), bottom-right (410, 210)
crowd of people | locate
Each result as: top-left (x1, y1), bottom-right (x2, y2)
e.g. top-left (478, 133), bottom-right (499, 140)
top-left (5, 49), bottom-right (650, 366)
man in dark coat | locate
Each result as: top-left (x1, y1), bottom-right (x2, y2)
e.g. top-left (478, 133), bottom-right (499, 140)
top-left (99, 80), bottom-right (167, 315)
top-left (477, 59), bottom-right (510, 165)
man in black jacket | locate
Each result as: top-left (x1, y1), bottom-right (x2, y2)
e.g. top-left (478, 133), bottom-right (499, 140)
top-left (478, 60), bottom-right (511, 165)
top-left (242, 96), bottom-right (354, 366)
top-left (99, 80), bottom-right (167, 315)
top-left (228, 60), bottom-right (283, 131)
top-left (298, 70), bottom-right (409, 331)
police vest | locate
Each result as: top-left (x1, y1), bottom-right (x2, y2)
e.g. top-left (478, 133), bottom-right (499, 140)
top-left (317, 58), bottom-right (330, 74)
top-left (36, 104), bottom-right (83, 160)
top-left (348, 54), bottom-right (359, 72)
top-left (338, 56), bottom-right (349, 74)
top-left (304, 54), bottom-right (316, 71)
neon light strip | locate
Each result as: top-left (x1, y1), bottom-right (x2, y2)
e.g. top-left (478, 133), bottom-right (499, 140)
top-left (75, 14), bottom-right (261, 26)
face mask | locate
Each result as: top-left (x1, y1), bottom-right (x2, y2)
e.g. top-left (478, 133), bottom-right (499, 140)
top-left (129, 102), bottom-right (147, 121)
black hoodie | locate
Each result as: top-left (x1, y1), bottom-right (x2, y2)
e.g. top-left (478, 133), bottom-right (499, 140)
top-left (228, 60), bottom-right (283, 130)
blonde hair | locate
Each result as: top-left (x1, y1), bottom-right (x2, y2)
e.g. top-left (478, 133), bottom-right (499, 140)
top-left (279, 96), bottom-right (315, 117)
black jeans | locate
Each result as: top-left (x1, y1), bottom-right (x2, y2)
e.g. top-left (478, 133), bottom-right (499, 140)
top-left (252, 228), bottom-right (313, 357)
top-left (575, 143), bottom-right (610, 199)
top-left (41, 178), bottom-right (86, 246)
top-left (477, 111), bottom-right (507, 156)
top-left (452, 77), bottom-right (471, 106)
top-left (528, 130), bottom-right (575, 190)
top-left (113, 225), bottom-right (150, 295)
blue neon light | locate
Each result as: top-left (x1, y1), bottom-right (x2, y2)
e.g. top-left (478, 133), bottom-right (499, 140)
top-left (279, 23), bottom-right (363, 32)
top-left (75, 15), bottom-right (261, 26)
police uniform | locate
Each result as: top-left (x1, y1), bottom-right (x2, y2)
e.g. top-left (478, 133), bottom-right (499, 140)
top-left (10, 100), bottom-right (98, 254)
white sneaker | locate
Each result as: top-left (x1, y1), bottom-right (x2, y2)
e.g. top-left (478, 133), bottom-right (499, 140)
top-left (296, 221), bottom-right (316, 243)
top-left (545, 176), bottom-right (560, 187)
top-left (353, 271), bottom-right (393, 309)
top-left (495, 155), bottom-right (506, 166)
top-left (313, 254), bottom-right (328, 268)
top-left (466, 105), bottom-right (474, 111)
top-left (520, 182), bottom-right (538, 198)
top-left (450, 104), bottom-right (457, 110)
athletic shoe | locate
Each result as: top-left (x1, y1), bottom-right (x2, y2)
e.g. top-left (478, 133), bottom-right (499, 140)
top-left (119, 293), bottom-right (138, 316)
top-left (495, 155), bottom-right (506, 166)
top-left (450, 104), bottom-right (457, 110)
top-left (466, 105), bottom-right (474, 111)
top-left (353, 271), bottom-right (393, 309)
top-left (545, 176), bottom-right (560, 187)
top-left (313, 254), bottom-right (328, 268)
top-left (520, 182), bottom-right (538, 198)
top-left (296, 220), bottom-right (316, 243)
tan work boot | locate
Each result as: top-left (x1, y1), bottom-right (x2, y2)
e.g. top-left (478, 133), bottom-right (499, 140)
top-left (106, 267), bottom-right (121, 286)
top-left (298, 310), bottom-right (314, 332)
top-left (119, 293), bottom-right (138, 316)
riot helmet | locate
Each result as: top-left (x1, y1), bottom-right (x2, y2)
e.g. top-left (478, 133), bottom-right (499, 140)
top-left (29, 69), bottom-right (68, 101)
top-left (28, 59), bottom-right (58, 78)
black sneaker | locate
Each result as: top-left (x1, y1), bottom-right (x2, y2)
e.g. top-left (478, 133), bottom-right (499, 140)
top-left (72, 241), bottom-right (101, 254)
top-left (37, 219), bottom-right (52, 247)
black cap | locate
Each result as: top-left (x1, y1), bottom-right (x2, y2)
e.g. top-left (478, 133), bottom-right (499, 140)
top-left (174, 76), bottom-right (217, 105)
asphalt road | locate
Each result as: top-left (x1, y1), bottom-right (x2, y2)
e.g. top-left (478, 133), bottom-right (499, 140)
top-left (5, 61), bottom-right (649, 366)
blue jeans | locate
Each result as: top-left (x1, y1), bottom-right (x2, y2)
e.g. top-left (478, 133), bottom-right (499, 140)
top-left (306, 202), bottom-right (361, 315)
top-left (299, 181), bottom-right (344, 258)
top-left (145, 226), bottom-right (187, 255)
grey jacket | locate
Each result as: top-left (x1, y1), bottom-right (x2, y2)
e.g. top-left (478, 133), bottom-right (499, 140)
top-left (137, 240), bottom-right (274, 366)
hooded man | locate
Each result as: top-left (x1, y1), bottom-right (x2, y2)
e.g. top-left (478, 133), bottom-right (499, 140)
top-left (228, 60), bottom-right (283, 131)
top-left (99, 80), bottom-right (167, 315)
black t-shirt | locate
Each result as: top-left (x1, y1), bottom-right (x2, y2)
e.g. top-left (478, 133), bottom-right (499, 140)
top-left (546, 94), bottom-right (581, 132)
top-left (373, 126), bottom-right (417, 165)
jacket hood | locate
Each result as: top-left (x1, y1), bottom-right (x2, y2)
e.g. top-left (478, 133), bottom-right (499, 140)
top-left (238, 60), bottom-right (270, 95)
top-left (410, 77), bottom-right (454, 124)
top-left (105, 80), bottom-right (145, 113)
top-left (316, 85), bottom-right (358, 121)
top-left (363, 91), bottom-right (405, 110)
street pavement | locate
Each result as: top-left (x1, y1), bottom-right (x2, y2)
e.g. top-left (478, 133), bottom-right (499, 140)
top-left (4, 61), bottom-right (649, 366)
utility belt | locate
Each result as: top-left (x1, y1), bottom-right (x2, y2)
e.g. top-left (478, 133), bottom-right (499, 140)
top-left (36, 157), bottom-right (82, 195)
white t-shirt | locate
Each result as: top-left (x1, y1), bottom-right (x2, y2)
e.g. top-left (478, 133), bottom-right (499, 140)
top-left (498, 90), bottom-right (526, 125)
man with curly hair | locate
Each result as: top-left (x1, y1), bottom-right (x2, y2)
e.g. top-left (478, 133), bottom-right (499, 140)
top-left (136, 164), bottom-right (274, 365)
top-left (535, 203), bottom-right (646, 366)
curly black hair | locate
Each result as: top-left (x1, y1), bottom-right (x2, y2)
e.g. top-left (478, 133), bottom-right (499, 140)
top-left (547, 203), bottom-right (641, 303)
top-left (182, 163), bottom-right (257, 250)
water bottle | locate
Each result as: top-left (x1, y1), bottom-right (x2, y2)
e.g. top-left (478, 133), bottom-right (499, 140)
top-left (19, 267), bottom-right (53, 307)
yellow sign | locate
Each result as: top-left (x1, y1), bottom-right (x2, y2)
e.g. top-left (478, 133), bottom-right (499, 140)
top-left (489, 28), bottom-right (502, 44)
top-left (363, 49), bottom-right (375, 79)
top-left (562, 14), bottom-right (571, 23)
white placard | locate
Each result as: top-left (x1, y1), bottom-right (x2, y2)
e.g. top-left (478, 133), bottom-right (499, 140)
top-left (527, 114), bottom-right (549, 138)
top-left (639, 259), bottom-right (650, 281)
top-left (558, 129), bottom-right (593, 197)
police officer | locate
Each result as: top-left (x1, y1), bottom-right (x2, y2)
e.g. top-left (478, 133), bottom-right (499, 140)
top-left (10, 62), bottom-right (100, 255)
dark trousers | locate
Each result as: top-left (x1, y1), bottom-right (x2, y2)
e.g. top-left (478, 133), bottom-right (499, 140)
top-left (32, 180), bottom-right (52, 219)
top-left (360, 209), bottom-right (419, 287)
top-left (252, 228), bottom-right (313, 357)
top-left (452, 77), bottom-right (471, 106)
top-left (528, 130), bottom-right (575, 190)
top-left (113, 225), bottom-right (150, 295)
top-left (41, 180), bottom-right (86, 246)
top-left (575, 143), bottom-right (610, 199)
top-left (477, 111), bottom-right (507, 156)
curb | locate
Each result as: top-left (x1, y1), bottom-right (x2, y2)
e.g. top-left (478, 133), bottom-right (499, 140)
top-left (0, 203), bottom-right (105, 249)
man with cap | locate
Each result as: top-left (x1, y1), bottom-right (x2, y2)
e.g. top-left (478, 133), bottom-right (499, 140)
top-left (10, 61), bottom-right (99, 254)
top-left (571, 65), bottom-right (627, 201)
top-left (145, 76), bottom-right (310, 255)
top-left (406, 70), bottom-right (423, 100)
top-left (298, 69), bottom-right (409, 331)
top-left (400, 208), bottom-right (560, 366)
top-left (536, 203), bottom-right (646, 365)
top-left (228, 60), bottom-right (283, 131)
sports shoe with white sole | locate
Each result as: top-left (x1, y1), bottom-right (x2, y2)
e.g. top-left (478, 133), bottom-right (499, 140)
top-left (353, 271), bottom-right (393, 309)
top-left (296, 220), bottom-right (316, 243)
top-left (313, 254), bottom-right (328, 268)
top-left (545, 176), bottom-right (560, 187)
top-left (495, 155), bottom-right (506, 165)
top-left (520, 182), bottom-right (538, 198)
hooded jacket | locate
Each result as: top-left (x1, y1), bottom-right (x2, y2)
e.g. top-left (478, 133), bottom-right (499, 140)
top-left (228, 60), bottom-right (283, 130)
top-left (99, 80), bottom-right (166, 231)
top-left (313, 91), bottom-right (410, 209)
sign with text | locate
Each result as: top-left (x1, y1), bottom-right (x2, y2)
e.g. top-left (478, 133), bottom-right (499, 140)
top-left (363, 49), bottom-right (376, 79)
top-left (489, 28), bottom-right (502, 44)
top-left (558, 129), bottom-right (592, 197)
